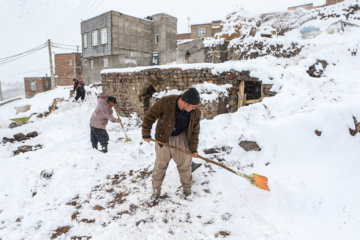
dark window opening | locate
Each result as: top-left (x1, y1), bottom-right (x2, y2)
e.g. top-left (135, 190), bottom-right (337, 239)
top-left (140, 85), bottom-right (156, 112)
top-left (245, 81), bottom-right (262, 100)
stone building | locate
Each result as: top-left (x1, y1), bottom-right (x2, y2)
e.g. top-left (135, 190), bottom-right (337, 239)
top-left (81, 11), bottom-right (177, 85)
top-left (24, 77), bottom-right (51, 98)
top-left (101, 66), bottom-right (275, 120)
top-left (55, 53), bottom-right (82, 86)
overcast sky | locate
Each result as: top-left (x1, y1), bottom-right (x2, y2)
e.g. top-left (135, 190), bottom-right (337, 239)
top-left (0, 0), bottom-right (325, 86)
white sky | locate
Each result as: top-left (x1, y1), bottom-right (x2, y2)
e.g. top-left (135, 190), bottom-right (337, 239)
top-left (0, 0), bottom-right (325, 86)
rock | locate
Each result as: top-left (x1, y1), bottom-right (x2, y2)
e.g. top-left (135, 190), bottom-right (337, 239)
top-left (239, 141), bottom-right (261, 151)
top-left (26, 131), bottom-right (38, 138)
top-left (40, 170), bottom-right (53, 179)
top-left (13, 145), bottom-right (33, 155)
top-left (2, 137), bottom-right (16, 143)
top-left (315, 130), bottom-right (322, 136)
top-left (13, 133), bottom-right (26, 141)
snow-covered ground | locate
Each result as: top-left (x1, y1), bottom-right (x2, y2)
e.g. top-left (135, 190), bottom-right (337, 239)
top-left (1, 2), bottom-right (360, 240)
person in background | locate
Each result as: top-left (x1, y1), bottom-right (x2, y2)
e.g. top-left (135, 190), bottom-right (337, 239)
top-left (142, 88), bottom-right (202, 200)
top-left (73, 78), bottom-right (85, 102)
top-left (90, 94), bottom-right (121, 153)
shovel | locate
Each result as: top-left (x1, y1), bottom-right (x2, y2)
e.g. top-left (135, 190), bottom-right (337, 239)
top-left (114, 107), bottom-right (131, 142)
top-left (149, 138), bottom-right (270, 191)
top-left (66, 85), bottom-right (79, 102)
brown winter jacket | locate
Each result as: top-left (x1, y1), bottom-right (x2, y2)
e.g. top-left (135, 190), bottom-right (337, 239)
top-left (142, 95), bottom-right (201, 153)
top-left (90, 94), bottom-right (120, 130)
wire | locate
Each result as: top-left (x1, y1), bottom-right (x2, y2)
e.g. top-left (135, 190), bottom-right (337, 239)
top-left (51, 0), bottom-right (90, 41)
top-left (52, 45), bottom-right (78, 51)
top-left (0, 42), bottom-right (47, 63)
top-left (0, 67), bottom-right (49, 78)
top-left (55, 0), bottom-right (103, 43)
top-left (52, 42), bottom-right (79, 48)
top-left (0, 44), bottom-right (47, 66)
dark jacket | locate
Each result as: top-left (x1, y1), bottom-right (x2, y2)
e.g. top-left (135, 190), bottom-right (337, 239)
top-left (73, 80), bottom-right (85, 92)
top-left (142, 95), bottom-right (201, 153)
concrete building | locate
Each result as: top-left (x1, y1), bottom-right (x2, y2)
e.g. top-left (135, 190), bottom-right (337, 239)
top-left (81, 11), bottom-right (177, 84)
top-left (24, 77), bottom-right (51, 98)
top-left (176, 20), bottom-right (222, 64)
top-left (55, 53), bottom-right (82, 86)
top-left (177, 38), bottom-right (206, 64)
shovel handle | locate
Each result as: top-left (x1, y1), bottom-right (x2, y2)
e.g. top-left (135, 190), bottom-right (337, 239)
top-left (149, 138), bottom-right (237, 175)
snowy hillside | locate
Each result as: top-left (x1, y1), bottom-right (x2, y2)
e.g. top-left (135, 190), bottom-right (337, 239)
top-left (1, 1), bottom-right (360, 240)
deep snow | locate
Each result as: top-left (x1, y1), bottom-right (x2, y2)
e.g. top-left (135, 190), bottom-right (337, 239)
top-left (1, 1), bottom-right (360, 239)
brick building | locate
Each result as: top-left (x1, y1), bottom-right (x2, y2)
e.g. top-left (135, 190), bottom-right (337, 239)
top-left (24, 77), bottom-right (51, 98)
top-left (55, 53), bottom-right (82, 86)
top-left (326, 0), bottom-right (344, 5)
top-left (178, 20), bottom-right (222, 41)
top-left (81, 11), bottom-right (177, 85)
top-left (190, 21), bottom-right (222, 39)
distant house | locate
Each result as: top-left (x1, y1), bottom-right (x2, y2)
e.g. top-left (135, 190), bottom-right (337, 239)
top-left (176, 38), bottom-right (206, 64)
top-left (288, 0), bottom-right (344, 10)
top-left (288, 3), bottom-right (314, 11)
top-left (326, 0), bottom-right (344, 5)
top-left (55, 53), bottom-right (82, 86)
top-left (81, 11), bottom-right (177, 84)
top-left (176, 20), bottom-right (222, 64)
top-left (177, 20), bottom-right (222, 41)
top-left (24, 77), bottom-right (51, 98)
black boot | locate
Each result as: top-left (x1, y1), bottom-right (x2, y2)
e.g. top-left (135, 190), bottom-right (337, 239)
top-left (92, 143), bottom-right (98, 150)
top-left (101, 144), bottom-right (108, 153)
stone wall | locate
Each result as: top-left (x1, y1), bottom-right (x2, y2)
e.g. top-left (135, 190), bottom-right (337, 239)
top-left (101, 68), bottom-right (275, 120)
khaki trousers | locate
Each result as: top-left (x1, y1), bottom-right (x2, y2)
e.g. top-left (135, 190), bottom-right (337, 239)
top-left (152, 132), bottom-right (193, 191)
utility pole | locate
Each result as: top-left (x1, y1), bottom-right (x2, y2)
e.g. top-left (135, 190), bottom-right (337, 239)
top-left (187, 17), bottom-right (191, 33)
top-left (48, 39), bottom-right (55, 89)
top-left (0, 80), bottom-right (3, 101)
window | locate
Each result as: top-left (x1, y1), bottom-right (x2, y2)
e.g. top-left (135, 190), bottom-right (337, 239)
top-left (103, 58), bottom-right (108, 67)
top-left (198, 27), bottom-right (205, 36)
top-left (100, 27), bottom-right (108, 44)
top-left (83, 34), bottom-right (88, 48)
top-left (30, 82), bottom-right (36, 91)
top-left (69, 59), bottom-right (72, 65)
top-left (90, 60), bottom-right (94, 69)
top-left (155, 34), bottom-right (159, 44)
top-left (92, 30), bottom-right (98, 46)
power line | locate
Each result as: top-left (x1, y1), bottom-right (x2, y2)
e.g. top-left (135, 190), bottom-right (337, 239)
top-left (0, 67), bottom-right (49, 78)
top-left (52, 42), bottom-right (78, 47)
top-left (56, 0), bottom-right (104, 44)
top-left (0, 42), bottom-right (47, 63)
top-left (52, 44), bottom-right (78, 51)
top-left (0, 43), bottom-right (47, 66)
top-left (51, 0), bottom-right (90, 41)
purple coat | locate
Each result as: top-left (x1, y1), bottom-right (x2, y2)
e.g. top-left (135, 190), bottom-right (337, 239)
top-left (90, 95), bottom-right (120, 130)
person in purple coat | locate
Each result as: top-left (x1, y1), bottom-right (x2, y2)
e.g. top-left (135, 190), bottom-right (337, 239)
top-left (90, 94), bottom-right (120, 153)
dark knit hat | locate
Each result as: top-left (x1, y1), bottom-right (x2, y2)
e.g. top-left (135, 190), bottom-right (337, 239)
top-left (107, 96), bottom-right (117, 104)
top-left (181, 88), bottom-right (200, 105)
